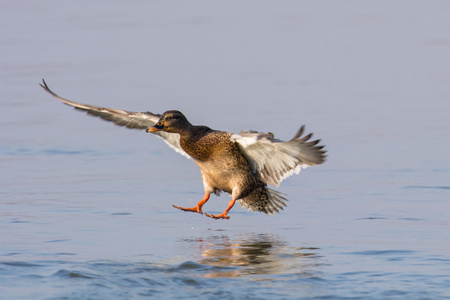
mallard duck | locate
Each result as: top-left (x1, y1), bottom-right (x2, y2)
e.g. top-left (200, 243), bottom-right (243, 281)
top-left (40, 79), bottom-right (326, 219)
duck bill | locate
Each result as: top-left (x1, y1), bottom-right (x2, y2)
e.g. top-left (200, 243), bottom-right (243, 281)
top-left (146, 123), bottom-right (166, 132)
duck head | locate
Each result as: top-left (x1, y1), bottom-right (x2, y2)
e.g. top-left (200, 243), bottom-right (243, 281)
top-left (146, 110), bottom-right (192, 135)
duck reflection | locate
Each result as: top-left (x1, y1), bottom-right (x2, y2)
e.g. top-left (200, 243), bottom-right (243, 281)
top-left (187, 233), bottom-right (320, 278)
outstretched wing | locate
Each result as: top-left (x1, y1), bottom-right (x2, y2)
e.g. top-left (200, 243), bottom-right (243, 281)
top-left (231, 126), bottom-right (326, 187)
top-left (40, 79), bottom-right (190, 158)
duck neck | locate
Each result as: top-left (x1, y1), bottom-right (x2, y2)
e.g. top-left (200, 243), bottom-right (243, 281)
top-left (177, 122), bottom-right (194, 139)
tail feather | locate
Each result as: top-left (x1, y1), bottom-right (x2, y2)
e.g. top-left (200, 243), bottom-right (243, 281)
top-left (238, 187), bottom-right (287, 215)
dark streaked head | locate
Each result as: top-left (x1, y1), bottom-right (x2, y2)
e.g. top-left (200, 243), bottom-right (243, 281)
top-left (146, 110), bottom-right (192, 135)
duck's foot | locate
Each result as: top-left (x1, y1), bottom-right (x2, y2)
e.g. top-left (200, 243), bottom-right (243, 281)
top-left (173, 204), bottom-right (203, 214)
top-left (204, 199), bottom-right (236, 220)
top-left (205, 213), bottom-right (230, 220)
top-left (172, 193), bottom-right (210, 215)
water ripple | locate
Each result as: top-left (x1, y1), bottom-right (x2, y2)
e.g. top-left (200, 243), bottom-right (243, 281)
top-left (0, 146), bottom-right (102, 157)
top-left (53, 269), bottom-right (95, 279)
top-left (348, 250), bottom-right (416, 256)
top-left (404, 185), bottom-right (450, 190)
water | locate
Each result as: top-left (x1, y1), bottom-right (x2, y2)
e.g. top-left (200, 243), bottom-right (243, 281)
top-left (1, 1), bottom-right (450, 299)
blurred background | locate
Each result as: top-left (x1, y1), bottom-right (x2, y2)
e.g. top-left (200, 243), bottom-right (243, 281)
top-left (1, 1), bottom-right (449, 299)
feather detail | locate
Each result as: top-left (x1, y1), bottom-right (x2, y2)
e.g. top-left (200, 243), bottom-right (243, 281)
top-left (238, 187), bottom-right (287, 215)
top-left (231, 126), bottom-right (326, 187)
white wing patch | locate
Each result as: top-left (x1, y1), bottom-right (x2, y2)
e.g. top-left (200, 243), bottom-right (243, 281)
top-left (154, 132), bottom-right (191, 159)
top-left (231, 127), bottom-right (326, 187)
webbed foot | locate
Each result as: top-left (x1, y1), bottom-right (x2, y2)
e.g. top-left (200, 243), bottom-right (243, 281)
top-left (173, 205), bottom-right (203, 214)
top-left (205, 213), bottom-right (230, 220)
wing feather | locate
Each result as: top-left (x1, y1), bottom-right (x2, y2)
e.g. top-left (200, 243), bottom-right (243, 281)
top-left (40, 79), bottom-right (190, 158)
top-left (231, 126), bottom-right (326, 187)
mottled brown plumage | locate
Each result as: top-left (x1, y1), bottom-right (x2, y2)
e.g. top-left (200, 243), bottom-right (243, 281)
top-left (40, 79), bottom-right (326, 219)
top-left (147, 110), bottom-right (323, 219)
top-left (147, 111), bottom-right (275, 219)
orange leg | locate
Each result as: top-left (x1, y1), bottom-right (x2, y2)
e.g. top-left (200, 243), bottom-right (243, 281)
top-left (205, 199), bottom-right (236, 220)
top-left (173, 193), bottom-right (210, 215)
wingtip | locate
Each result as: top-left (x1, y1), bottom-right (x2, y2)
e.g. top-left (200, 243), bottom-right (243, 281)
top-left (39, 78), bottom-right (60, 98)
top-left (39, 78), bottom-right (46, 89)
top-left (290, 125), bottom-right (305, 141)
top-left (40, 78), bottom-right (49, 90)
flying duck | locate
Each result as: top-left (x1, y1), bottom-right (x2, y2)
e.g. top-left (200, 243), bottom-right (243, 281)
top-left (40, 79), bottom-right (326, 219)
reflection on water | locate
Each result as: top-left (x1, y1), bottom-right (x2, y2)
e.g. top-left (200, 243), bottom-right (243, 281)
top-left (185, 233), bottom-right (321, 279)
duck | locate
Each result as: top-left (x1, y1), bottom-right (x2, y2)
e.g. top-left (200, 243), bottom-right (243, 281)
top-left (40, 79), bottom-right (326, 219)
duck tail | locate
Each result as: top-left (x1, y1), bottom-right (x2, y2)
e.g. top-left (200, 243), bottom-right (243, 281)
top-left (238, 187), bottom-right (287, 215)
